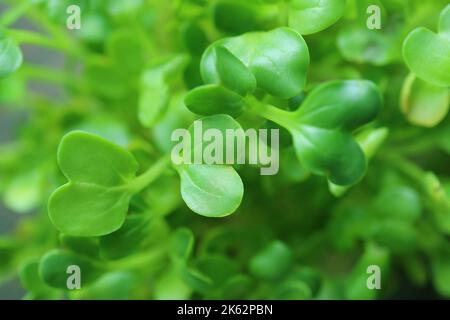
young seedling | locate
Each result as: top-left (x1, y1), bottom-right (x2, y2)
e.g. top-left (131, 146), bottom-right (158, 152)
top-left (1, 0), bottom-right (450, 301)
top-left (403, 4), bottom-right (450, 87)
top-left (186, 27), bottom-right (382, 186)
top-left (402, 5), bottom-right (450, 127)
top-left (48, 125), bottom-right (245, 236)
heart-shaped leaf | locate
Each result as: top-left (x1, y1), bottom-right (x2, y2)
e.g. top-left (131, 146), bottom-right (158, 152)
top-left (202, 27), bottom-right (310, 98)
top-left (401, 74), bottom-right (449, 127)
top-left (0, 33), bottom-right (23, 78)
top-left (176, 163), bottom-right (243, 217)
top-left (403, 5), bottom-right (450, 87)
top-left (292, 81), bottom-right (382, 185)
top-left (289, 0), bottom-right (346, 35)
top-left (48, 131), bottom-right (138, 237)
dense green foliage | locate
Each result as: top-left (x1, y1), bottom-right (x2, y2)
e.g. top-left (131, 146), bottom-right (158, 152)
top-left (0, 0), bottom-right (450, 300)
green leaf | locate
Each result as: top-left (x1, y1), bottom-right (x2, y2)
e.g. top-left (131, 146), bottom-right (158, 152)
top-left (329, 127), bottom-right (388, 196)
top-left (345, 244), bottom-right (389, 299)
top-left (182, 267), bottom-right (214, 294)
top-left (138, 55), bottom-right (189, 127)
top-left (337, 25), bottom-right (399, 66)
top-left (183, 255), bottom-right (238, 294)
top-left (201, 45), bottom-right (256, 95)
top-left (289, 0), bottom-right (346, 35)
top-left (371, 220), bottom-right (417, 253)
top-left (401, 74), bottom-right (449, 127)
top-left (60, 234), bottom-right (100, 259)
top-left (85, 62), bottom-right (130, 99)
top-left (287, 267), bottom-right (322, 296)
top-left (48, 131), bottom-right (138, 237)
top-left (76, 13), bottom-right (111, 45)
top-left (212, 1), bottom-right (264, 34)
top-left (221, 274), bottom-right (253, 299)
top-left (275, 281), bottom-right (312, 299)
top-left (171, 228), bottom-right (194, 262)
top-left (153, 93), bottom-right (196, 153)
top-left (355, 127), bottom-right (389, 159)
top-left (154, 267), bottom-right (192, 299)
top-left (73, 271), bottom-right (137, 300)
top-left (138, 78), bottom-right (169, 127)
top-left (19, 261), bottom-right (61, 300)
top-left (99, 215), bottom-right (153, 260)
top-left (184, 84), bottom-right (245, 117)
top-left (3, 170), bottom-right (42, 213)
top-left (249, 240), bottom-right (293, 280)
top-left (180, 22), bottom-right (209, 56)
top-left (432, 252), bottom-right (450, 297)
top-left (202, 27), bottom-right (310, 98)
top-left (291, 80), bottom-right (381, 185)
top-left (373, 185), bottom-right (422, 221)
top-left (0, 33), bottom-right (23, 78)
top-left (187, 114), bottom-right (245, 164)
top-left (403, 5), bottom-right (450, 87)
top-left (297, 80), bottom-right (382, 131)
top-left (295, 128), bottom-right (366, 186)
top-left (39, 250), bottom-right (104, 289)
top-left (176, 164), bottom-right (243, 217)
top-left (107, 30), bottom-right (145, 74)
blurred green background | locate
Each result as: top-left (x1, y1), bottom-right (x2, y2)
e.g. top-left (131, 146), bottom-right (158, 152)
top-left (0, 0), bottom-right (450, 300)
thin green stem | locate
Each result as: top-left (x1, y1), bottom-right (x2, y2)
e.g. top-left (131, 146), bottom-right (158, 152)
top-left (393, 138), bottom-right (440, 155)
top-left (106, 247), bottom-right (168, 271)
top-left (130, 156), bottom-right (172, 193)
top-left (381, 152), bottom-right (426, 183)
top-left (245, 96), bottom-right (297, 130)
top-left (8, 29), bottom-right (84, 57)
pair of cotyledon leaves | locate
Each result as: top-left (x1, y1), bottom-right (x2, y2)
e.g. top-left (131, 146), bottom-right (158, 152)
top-left (185, 27), bottom-right (382, 187)
top-left (402, 5), bottom-right (450, 127)
top-left (48, 130), bottom-right (244, 237)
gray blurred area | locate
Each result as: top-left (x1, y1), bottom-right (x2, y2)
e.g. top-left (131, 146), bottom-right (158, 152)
top-left (0, 2), bottom-right (66, 299)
